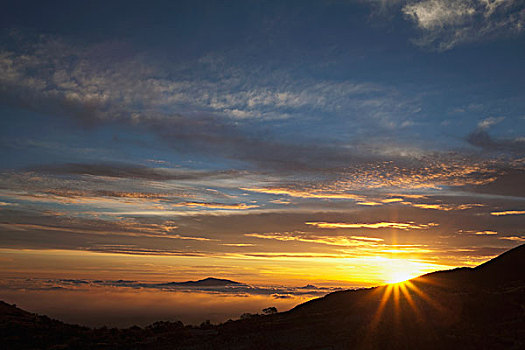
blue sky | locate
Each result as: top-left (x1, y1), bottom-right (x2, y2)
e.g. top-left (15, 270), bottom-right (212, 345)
top-left (1, 0), bottom-right (525, 289)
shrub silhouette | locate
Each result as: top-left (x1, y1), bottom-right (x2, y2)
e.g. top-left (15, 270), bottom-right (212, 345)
top-left (262, 307), bottom-right (277, 315)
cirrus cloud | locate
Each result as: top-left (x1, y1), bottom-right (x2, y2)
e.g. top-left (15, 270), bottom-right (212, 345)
top-left (402, 0), bottom-right (525, 50)
top-left (305, 221), bottom-right (438, 230)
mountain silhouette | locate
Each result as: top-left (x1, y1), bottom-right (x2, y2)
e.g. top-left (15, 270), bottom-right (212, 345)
top-left (2, 244), bottom-right (524, 349)
top-left (160, 277), bottom-right (243, 287)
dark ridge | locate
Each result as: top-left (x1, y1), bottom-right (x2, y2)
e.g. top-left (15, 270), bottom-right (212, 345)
top-left (472, 243), bottom-right (525, 285)
top-left (410, 243), bottom-right (525, 289)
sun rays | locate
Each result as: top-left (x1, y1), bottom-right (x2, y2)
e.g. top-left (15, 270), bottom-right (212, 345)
top-left (366, 276), bottom-right (446, 338)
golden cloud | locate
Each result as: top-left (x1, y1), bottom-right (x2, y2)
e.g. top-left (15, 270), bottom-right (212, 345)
top-left (381, 198), bottom-right (404, 203)
top-left (407, 203), bottom-right (483, 211)
top-left (490, 210), bottom-right (525, 216)
top-left (240, 187), bottom-right (362, 200)
top-left (356, 201), bottom-right (382, 206)
top-left (245, 232), bottom-right (383, 247)
top-left (305, 221), bottom-right (438, 230)
top-left (173, 202), bottom-right (259, 209)
top-left (330, 161), bottom-right (497, 191)
top-left (499, 236), bottom-right (525, 242)
top-left (474, 231), bottom-right (498, 235)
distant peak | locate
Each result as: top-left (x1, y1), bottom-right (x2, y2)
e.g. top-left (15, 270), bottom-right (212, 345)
top-left (196, 277), bottom-right (242, 284)
top-left (163, 277), bottom-right (243, 287)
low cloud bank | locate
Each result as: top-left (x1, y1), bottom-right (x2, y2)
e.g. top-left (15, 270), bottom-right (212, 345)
top-left (0, 278), bottom-right (343, 299)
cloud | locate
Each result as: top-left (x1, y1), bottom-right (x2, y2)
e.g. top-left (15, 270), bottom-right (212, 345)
top-left (459, 167), bottom-right (525, 197)
top-left (173, 202), bottom-right (259, 210)
top-left (490, 210), bottom-right (525, 216)
top-left (356, 201), bottom-right (383, 206)
top-left (381, 198), bottom-right (404, 203)
top-left (478, 116), bottom-right (505, 130)
top-left (238, 155), bottom-right (500, 199)
top-left (305, 221), bottom-right (438, 230)
top-left (244, 232), bottom-right (435, 258)
top-left (474, 230), bottom-right (498, 235)
top-left (245, 232), bottom-right (384, 247)
top-left (168, 235), bottom-right (214, 241)
top-left (83, 246), bottom-right (210, 256)
top-left (407, 203), bottom-right (484, 211)
top-left (241, 252), bottom-right (348, 259)
top-left (499, 236), bottom-right (525, 241)
top-left (403, 0), bottom-right (477, 31)
top-left (46, 189), bottom-right (173, 200)
top-left (402, 0), bottom-right (525, 50)
top-left (348, 236), bottom-right (385, 242)
top-left (330, 158), bottom-right (498, 190)
top-left (3, 33), bottom-right (522, 189)
top-left (240, 187), bottom-right (363, 200)
top-left (1, 277), bottom-right (339, 298)
top-left (466, 129), bottom-right (525, 154)
top-left (0, 34), bottom-right (421, 172)
top-left (32, 163), bottom-right (242, 181)
top-left (0, 166), bottom-right (262, 217)
top-left (0, 221), bottom-right (214, 242)
top-left (1, 200), bottom-right (520, 270)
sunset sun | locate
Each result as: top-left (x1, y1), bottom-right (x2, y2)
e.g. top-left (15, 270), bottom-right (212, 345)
top-left (387, 271), bottom-right (414, 284)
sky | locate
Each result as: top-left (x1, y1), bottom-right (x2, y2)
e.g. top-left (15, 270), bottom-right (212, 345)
top-left (1, 1), bottom-right (525, 319)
